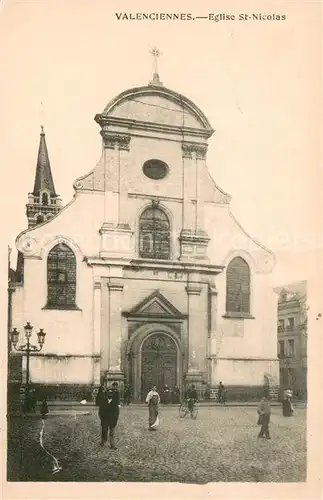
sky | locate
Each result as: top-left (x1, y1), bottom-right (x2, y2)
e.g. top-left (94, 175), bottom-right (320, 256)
top-left (0, 0), bottom-right (322, 288)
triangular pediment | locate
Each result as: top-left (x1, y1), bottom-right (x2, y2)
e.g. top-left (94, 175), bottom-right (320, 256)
top-left (124, 290), bottom-right (185, 319)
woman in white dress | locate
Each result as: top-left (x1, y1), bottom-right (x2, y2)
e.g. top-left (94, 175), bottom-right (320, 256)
top-left (145, 385), bottom-right (160, 431)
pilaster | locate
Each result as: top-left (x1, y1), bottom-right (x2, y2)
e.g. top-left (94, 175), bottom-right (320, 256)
top-left (185, 281), bottom-right (206, 392)
top-left (100, 280), bottom-right (110, 373)
top-left (182, 142), bottom-right (196, 232)
top-left (104, 281), bottom-right (124, 384)
top-left (180, 141), bottom-right (209, 261)
top-left (92, 281), bottom-right (102, 385)
top-left (100, 131), bottom-right (131, 222)
top-left (99, 132), bottom-right (133, 258)
top-left (208, 286), bottom-right (218, 356)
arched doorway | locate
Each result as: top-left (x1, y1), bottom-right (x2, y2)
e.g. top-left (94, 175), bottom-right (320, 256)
top-left (141, 333), bottom-right (177, 400)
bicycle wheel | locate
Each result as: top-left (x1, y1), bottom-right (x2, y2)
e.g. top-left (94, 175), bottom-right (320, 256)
top-left (191, 406), bottom-right (198, 419)
top-left (179, 403), bottom-right (187, 418)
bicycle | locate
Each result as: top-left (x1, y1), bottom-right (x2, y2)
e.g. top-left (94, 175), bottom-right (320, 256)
top-left (179, 399), bottom-right (198, 419)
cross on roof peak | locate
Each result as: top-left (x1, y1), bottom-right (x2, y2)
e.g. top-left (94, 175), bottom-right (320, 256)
top-left (149, 47), bottom-right (163, 87)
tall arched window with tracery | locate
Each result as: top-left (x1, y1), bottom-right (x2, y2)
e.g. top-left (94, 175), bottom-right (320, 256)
top-left (46, 243), bottom-right (77, 309)
top-left (226, 256), bottom-right (251, 314)
top-left (139, 206), bottom-right (170, 260)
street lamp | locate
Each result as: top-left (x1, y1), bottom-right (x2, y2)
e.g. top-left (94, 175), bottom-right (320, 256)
top-left (10, 322), bottom-right (46, 409)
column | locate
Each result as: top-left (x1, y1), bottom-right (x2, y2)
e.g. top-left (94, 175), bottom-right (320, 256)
top-left (106, 281), bottom-right (124, 384)
top-left (92, 281), bottom-right (102, 385)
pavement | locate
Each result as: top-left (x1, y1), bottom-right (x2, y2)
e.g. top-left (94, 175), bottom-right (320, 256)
top-left (7, 405), bottom-right (307, 482)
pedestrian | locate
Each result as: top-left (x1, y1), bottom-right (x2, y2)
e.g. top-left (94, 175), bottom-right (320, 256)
top-left (218, 381), bottom-right (226, 404)
top-left (204, 385), bottom-right (211, 400)
top-left (124, 383), bottom-right (132, 406)
top-left (112, 382), bottom-right (121, 408)
top-left (40, 397), bottom-right (49, 419)
top-left (257, 393), bottom-right (271, 439)
top-left (282, 390), bottom-right (294, 417)
top-left (145, 385), bottom-right (160, 431)
top-left (29, 388), bottom-right (37, 412)
top-left (172, 384), bottom-right (180, 404)
top-left (162, 384), bottom-right (170, 404)
top-left (96, 386), bottom-right (119, 449)
top-left (185, 384), bottom-right (198, 417)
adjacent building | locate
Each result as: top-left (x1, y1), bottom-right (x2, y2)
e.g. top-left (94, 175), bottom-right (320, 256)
top-left (10, 71), bottom-right (279, 401)
top-left (276, 281), bottom-right (307, 399)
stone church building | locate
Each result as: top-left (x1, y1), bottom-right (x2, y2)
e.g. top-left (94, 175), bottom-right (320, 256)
top-left (11, 71), bottom-right (279, 401)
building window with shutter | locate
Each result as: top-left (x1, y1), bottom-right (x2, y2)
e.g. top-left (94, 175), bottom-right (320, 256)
top-left (139, 206), bottom-right (170, 260)
top-left (224, 257), bottom-right (253, 318)
top-left (45, 243), bottom-right (78, 309)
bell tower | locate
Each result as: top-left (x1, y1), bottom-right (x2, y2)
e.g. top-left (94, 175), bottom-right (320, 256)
top-left (26, 126), bottom-right (62, 228)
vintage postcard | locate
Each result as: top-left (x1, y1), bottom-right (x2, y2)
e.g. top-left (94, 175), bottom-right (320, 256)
top-left (1, 0), bottom-right (322, 499)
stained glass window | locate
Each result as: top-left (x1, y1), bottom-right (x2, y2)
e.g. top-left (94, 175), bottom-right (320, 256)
top-left (46, 243), bottom-right (76, 309)
top-left (226, 257), bottom-right (250, 314)
top-left (139, 206), bottom-right (170, 260)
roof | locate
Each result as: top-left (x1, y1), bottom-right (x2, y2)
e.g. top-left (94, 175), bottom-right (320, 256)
top-left (95, 84), bottom-right (214, 138)
top-left (32, 126), bottom-right (56, 196)
top-left (275, 281), bottom-right (307, 303)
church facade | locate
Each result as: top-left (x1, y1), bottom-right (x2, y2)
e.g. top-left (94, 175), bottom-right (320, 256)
top-left (11, 74), bottom-right (279, 401)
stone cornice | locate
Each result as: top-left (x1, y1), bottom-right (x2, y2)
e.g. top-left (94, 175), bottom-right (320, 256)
top-left (100, 130), bottom-right (131, 150)
top-left (182, 141), bottom-right (208, 159)
top-left (84, 256), bottom-right (225, 275)
top-left (95, 115), bottom-right (213, 139)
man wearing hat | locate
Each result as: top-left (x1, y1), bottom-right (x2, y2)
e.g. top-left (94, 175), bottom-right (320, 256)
top-left (96, 385), bottom-right (120, 449)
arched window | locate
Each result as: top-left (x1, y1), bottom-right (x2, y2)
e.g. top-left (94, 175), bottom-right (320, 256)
top-left (226, 257), bottom-right (251, 314)
top-left (42, 193), bottom-right (49, 205)
top-left (139, 206), bottom-right (170, 260)
top-left (36, 214), bottom-right (44, 224)
top-left (46, 243), bottom-right (77, 309)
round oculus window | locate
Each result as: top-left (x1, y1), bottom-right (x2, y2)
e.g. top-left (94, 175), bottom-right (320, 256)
top-left (142, 159), bottom-right (169, 180)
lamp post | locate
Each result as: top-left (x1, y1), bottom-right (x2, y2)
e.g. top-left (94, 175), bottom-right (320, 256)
top-left (10, 322), bottom-right (46, 410)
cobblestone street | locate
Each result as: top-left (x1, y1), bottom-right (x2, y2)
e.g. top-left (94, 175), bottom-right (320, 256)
top-left (8, 406), bottom-right (306, 483)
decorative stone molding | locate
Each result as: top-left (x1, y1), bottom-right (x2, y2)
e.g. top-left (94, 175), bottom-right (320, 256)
top-left (100, 130), bottom-right (131, 151)
top-left (16, 235), bottom-right (39, 257)
top-left (181, 142), bottom-right (208, 159)
top-left (94, 281), bottom-right (101, 290)
top-left (108, 283), bottom-right (124, 292)
top-left (186, 284), bottom-right (202, 295)
top-left (179, 229), bottom-right (210, 261)
top-left (180, 229), bottom-right (210, 245)
top-left (99, 222), bottom-right (134, 258)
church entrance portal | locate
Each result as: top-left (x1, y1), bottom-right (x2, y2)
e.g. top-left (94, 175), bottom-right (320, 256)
top-left (141, 333), bottom-right (177, 401)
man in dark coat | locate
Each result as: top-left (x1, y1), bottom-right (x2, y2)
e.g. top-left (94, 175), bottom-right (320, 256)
top-left (124, 384), bottom-right (132, 406)
top-left (257, 393), bottom-right (271, 439)
top-left (96, 386), bottom-right (120, 449)
top-left (218, 381), bottom-right (226, 404)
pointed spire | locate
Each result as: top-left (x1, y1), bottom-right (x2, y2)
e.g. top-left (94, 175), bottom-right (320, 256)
top-left (149, 47), bottom-right (163, 86)
top-left (32, 126), bottom-right (56, 196)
